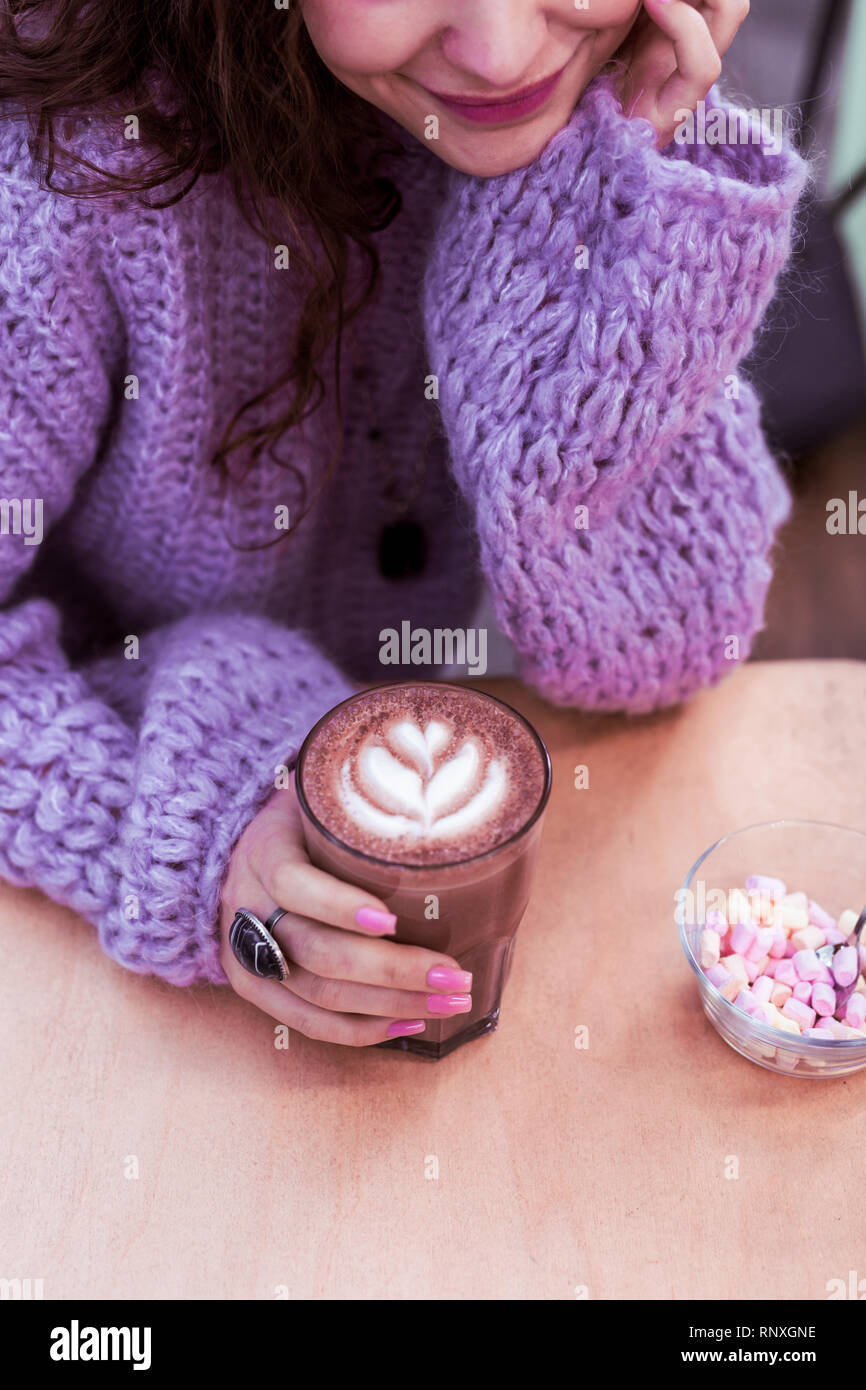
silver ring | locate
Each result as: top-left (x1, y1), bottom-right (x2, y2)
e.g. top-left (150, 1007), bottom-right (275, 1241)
top-left (265, 907), bottom-right (290, 936)
top-left (229, 908), bottom-right (290, 983)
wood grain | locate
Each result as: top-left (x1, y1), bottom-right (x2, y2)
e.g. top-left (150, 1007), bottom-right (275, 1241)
top-left (1, 662), bottom-right (865, 1300)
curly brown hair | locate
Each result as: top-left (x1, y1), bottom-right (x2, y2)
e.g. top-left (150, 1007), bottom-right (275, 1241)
top-left (0, 0), bottom-right (410, 513)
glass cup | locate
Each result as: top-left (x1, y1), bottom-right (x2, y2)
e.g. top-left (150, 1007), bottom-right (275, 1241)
top-left (677, 819), bottom-right (866, 1078)
top-left (295, 682), bottom-right (552, 1059)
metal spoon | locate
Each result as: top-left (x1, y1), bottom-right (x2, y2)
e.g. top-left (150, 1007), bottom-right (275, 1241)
top-left (815, 904), bottom-right (866, 1014)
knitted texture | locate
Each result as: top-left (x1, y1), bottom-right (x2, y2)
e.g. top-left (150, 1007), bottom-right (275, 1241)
top-left (423, 77), bottom-right (809, 708)
top-left (0, 75), bottom-right (807, 982)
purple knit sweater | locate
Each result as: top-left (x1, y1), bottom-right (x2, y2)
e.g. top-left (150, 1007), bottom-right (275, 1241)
top-left (0, 76), bottom-right (808, 986)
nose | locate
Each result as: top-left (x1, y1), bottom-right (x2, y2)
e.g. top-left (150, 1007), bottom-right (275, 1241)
top-left (438, 0), bottom-right (548, 93)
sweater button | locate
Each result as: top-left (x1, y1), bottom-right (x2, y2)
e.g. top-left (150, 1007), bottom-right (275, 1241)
top-left (378, 521), bottom-right (427, 580)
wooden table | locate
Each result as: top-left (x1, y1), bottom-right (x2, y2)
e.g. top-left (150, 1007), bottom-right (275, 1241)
top-left (2, 662), bottom-right (865, 1301)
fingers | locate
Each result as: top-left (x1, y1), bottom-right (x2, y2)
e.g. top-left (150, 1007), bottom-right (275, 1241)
top-left (272, 912), bottom-right (472, 992)
top-left (220, 772), bottom-right (473, 1049)
top-left (644, 1), bottom-right (722, 111)
top-left (627, 0), bottom-right (750, 144)
top-left (280, 963), bottom-right (472, 1021)
top-left (695, 0), bottom-right (750, 59)
top-left (250, 785), bottom-right (398, 937)
top-left (228, 966), bottom-right (429, 1047)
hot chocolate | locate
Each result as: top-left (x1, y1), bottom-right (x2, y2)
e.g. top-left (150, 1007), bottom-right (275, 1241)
top-left (300, 683), bottom-right (545, 866)
top-left (296, 683), bottom-right (551, 1059)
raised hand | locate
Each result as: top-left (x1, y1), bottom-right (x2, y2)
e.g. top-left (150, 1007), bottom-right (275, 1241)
top-left (618, 0), bottom-right (750, 146)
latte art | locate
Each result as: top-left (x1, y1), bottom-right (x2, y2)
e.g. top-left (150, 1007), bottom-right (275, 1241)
top-left (299, 683), bottom-right (547, 866)
top-left (340, 719), bottom-right (507, 842)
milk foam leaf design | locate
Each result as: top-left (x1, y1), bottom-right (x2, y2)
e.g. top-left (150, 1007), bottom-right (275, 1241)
top-left (360, 744), bottom-right (425, 819)
top-left (430, 760), bottom-right (507, 841)
top-left (339, 718), bottom-right (509, 842)
top-left (339, 760), bottom-right (419, 840)
top-left (389, 719), bottom-right (450, 777)
top-left (426, 741), bottom-right (478, 821)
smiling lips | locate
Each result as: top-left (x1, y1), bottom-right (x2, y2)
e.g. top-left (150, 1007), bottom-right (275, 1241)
top-left (422, 64), bottom-right (567, 125)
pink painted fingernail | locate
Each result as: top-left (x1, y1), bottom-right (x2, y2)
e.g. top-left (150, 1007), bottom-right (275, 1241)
top-left (387, 1020), bottom-right (426, 1038)
top-left (426, 993), bottom-right (472, 1016)
top-left (426, 966), bottom-right (473, 992)
top-left (355, 906), bottom-right (397, 935)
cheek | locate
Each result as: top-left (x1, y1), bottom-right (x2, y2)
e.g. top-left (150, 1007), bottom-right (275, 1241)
top-left (566, 0), bottom-right (641, 39)
top-left (302, 0), bottom-right (426, 76)
top-left (589, 0), bottom-right (642, 23)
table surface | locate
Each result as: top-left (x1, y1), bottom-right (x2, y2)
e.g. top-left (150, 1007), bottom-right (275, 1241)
top-left (2, 661), bottom-right (865, 1301)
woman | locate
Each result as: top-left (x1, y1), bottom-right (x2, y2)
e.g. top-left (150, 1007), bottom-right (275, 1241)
top-left (0, 1), bottom-right (806, 1045)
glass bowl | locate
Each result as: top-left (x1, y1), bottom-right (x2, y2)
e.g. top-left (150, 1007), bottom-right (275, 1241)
top-left (677, 820), bottom-right (866, 1078)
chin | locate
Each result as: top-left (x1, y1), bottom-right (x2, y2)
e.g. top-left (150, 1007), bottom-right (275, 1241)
top-left (426, 116), bottom-right (570, 178)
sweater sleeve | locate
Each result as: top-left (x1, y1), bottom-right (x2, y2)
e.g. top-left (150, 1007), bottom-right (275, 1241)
top-left (0, 150), bottom-right (353, 986)
top-left (422, 76), bottom-right (810, 710)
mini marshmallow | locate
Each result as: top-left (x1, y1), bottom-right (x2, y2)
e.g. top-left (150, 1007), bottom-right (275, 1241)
top-left (838, 909), bottom-right (860, 936)
top-left (817, 1017), bottom-right (863, 1040)
top-left (792, 981), bottom-right (813, 1003)
top-left (768, 926), bottom-right (788, 959)
top-left (781, 903), bottom-right (810, 930)
top-left (720, 975), bottom-right (741, 1002)
top-left (699, 928), bottom-right (721, 968)
top-left (734, 987), bottom-right (760, 1016)
top-left (844, 994), bottom-right (866, 1029)
top-left (824, 926), bottom-right (847, 946)
top-left (745, 874), bottom-right (786, 897)
top-left (727, 888), bottom-right (755, 926)
top-left (730, 921), bottom-right (756, 955)
top-left (790, 926), bottom-right (827, 952)
top-left (743, 955), bottom-right (768, 983)
top-left (746, 926), bottom-right (776, 961)
top-left (752, 889), bottom-right (784, 924)
top-left (751, 975), bottom-right (773, 1004)
top-left (784, 891), bottom-right (808, 911)
top-left (770, 983), bottom-right (793, 1009)
top-left (783, 997), bottom-right (816, 1029)
top-left (811, 982), bottom-right (837, 1017)
top-left (705, 964), bottom-right (731, 988)
top-left (792, 949), bottom-right (822, 982)
top-left (761, 1002), bottom-right (801, 1035)
top-left (832, 946), bottom-right (858, 989)
top-left (721, 954), bottom-right (749, 983)
top-left (706, 908), bottom-right (729, 934)
top-left (773, 959), bottom-right (798, 988)
top-left (808, 899), bottom-right (837, 932)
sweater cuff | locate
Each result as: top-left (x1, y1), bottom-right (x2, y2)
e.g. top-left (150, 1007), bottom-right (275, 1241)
top-left (100, 616), bottom-right (355, 987)
top-left (658, 83), bottom-right (810, 207)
